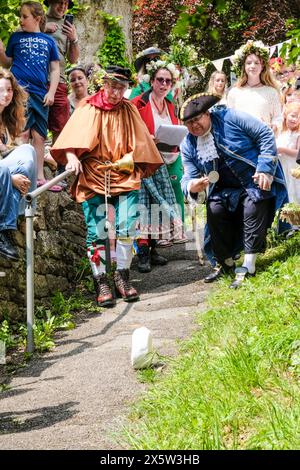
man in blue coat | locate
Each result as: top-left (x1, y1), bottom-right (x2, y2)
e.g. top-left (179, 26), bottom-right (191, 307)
top-left (180, 93), bottom-right (288, 288)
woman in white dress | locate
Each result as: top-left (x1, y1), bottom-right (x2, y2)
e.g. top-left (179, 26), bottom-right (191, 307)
top-left (228, 40), bottom-right (282, 132)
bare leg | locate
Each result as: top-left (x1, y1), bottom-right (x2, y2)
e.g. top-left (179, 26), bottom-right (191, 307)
top-left (31, 129), bottom-right (45, 180)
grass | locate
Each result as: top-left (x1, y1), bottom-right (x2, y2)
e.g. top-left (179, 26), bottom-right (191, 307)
top-left (124, 233), bottom-right (300, 450)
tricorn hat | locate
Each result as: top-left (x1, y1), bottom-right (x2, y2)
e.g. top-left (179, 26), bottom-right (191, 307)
top-left (44, 1), bottom-right (74, 8)
top-left (180, 93), bottom-right (221, 122)
top-left (134, 47), bottom-right (162, 72)
top-left (103, 66), bottom-right (134, 86)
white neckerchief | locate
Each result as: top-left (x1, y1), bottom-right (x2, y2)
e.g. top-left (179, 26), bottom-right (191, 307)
top-left (196, 130), bottom-right (219, 163)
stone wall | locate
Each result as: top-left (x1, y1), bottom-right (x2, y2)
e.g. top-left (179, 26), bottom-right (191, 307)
top-left (75, 0), bottom-right (133, 66)
top-left (0, 191), bottom-right (86, 321)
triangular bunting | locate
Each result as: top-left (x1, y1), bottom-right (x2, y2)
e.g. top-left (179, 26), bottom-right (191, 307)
top-left (269, 45), bottom-right (276, 57)
top-left (212, 58), bottom-right (224, 71)
top-left (196, 64), bottom-right (207, 77)
top-left (277, 42), bottom-right (284, 54)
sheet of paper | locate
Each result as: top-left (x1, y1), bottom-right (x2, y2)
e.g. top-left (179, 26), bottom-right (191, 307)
top-left (155, 125), bottom-right (188, 146)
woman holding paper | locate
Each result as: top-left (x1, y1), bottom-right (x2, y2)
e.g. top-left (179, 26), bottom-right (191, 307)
top-left (132, 61), bottom-right (186, 273)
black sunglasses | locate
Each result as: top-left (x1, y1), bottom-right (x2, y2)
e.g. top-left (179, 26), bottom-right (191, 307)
top-left (155, 77), bottom-right (173, 85)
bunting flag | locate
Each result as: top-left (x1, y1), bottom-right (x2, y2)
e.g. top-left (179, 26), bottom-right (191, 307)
top-left (206, 39), bottom-right (292, 72)
top-left (277, 42), bottom-right (284, 55)
top-left (269, 45), bottom-right (277, 57)
top-left (196, 64), bottom-right (207, 77)
top-left (212, 58), bottom-right (224, 71)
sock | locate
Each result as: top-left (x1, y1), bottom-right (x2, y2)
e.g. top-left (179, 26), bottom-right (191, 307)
top-left (116, 238), bottom-right (134, 270)
top-left (242, 253), bottom-right (257, 274)
top-left (87, 243), bottom-right (106, 277)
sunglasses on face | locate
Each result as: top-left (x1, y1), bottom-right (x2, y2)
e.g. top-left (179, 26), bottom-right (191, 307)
top-left (155, 77), bottom-right (173, 86)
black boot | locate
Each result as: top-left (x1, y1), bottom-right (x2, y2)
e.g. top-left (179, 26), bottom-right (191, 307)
top-left (114, 269), bottom-right (139, 302)
top-left (0, 230), bottom-right (19, 261)
top-left (137, 244), bottom-right (151, 273)
top-left (150, 248), bottom-right (168, 266)
top-left (94, 273), bottom-right (115, 308)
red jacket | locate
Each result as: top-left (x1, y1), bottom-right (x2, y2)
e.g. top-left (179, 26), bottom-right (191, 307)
top-left (131, 90), bottom-right (179, 136)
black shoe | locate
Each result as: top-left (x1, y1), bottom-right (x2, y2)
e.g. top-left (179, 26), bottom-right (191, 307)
top-left (204, 264), bottom-right (235, 283)
top-left (229, 266), bottom-right (255, 289)
top-left (137, 245), bottom-right (151, 273)
top-left (150, 248), bottom-right (168, 266)
top-left (0, 230), bottom-right (19, 261)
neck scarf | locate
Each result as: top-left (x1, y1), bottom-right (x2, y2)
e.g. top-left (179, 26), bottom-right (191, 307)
top-left (86, 89), bottom-right (123, 111)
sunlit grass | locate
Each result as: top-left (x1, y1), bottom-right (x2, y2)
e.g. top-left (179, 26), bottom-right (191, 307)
top-left (125, 234), bottom-right (300, 450)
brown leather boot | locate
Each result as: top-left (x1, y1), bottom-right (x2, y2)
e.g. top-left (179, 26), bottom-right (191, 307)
top-left (94, 273), bottom-right (115, 308)
top-left (114, 269), bottom-right (139, 302)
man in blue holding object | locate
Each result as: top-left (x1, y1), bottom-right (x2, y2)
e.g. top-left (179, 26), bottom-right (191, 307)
top-left (180, 92), bottom-right (288, 288)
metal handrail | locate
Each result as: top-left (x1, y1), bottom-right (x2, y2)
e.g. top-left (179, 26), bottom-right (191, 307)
top-left (24, 170), bottom-right (74, 352)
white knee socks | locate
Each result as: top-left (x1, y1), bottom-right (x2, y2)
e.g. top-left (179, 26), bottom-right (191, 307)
top-left (116, 238), bottom-right (133, 270)
top-left (242, 253), bottom-right (257, 274)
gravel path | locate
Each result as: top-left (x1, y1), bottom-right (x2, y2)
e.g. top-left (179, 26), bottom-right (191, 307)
top-left (0, 242), bottom-right (212, 450)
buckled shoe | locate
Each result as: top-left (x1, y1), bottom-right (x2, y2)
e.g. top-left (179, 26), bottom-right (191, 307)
top-left (114, 269), bottom-right (139, 302)
top-left (229, 266), bottom-right (255, 289)
top-left (204, 263), bottom-right (235, 283)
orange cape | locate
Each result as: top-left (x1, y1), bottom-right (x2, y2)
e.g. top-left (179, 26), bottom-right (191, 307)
top-left (51, 99), bottom-right (163, 202)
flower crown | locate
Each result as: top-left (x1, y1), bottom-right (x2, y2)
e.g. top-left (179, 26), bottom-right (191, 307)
top-left (231, 40), bottom-right (269, 77)
top-left (143, 60), bottom-right (180, 84)
top-left (269, 57), bottom-right (284, 73)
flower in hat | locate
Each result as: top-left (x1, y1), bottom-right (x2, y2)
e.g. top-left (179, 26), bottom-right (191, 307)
top-left (231, 40), bottom-right (269, 77)
top-left (144, 59), bottom-right (181, 84)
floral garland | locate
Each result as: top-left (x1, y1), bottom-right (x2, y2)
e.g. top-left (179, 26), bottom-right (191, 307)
top-left (143, 60), bottom-right (180, 84)
top-left (269, 56), bottom-right (284, 74)
top-left (231, 40), bottom-right (269, 77)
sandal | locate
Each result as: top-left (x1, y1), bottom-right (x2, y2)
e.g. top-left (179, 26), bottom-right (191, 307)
top-left (37, 179), bottom-right (63, 193)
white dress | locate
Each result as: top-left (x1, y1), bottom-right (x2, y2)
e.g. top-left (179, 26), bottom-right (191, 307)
top-left (227, 85), bottom-right (282, 128)
top-left (277, 130), bottom-right (300, 203)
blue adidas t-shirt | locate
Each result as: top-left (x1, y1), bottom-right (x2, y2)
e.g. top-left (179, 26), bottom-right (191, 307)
top-left (6, 32), bottom-right (59, 98)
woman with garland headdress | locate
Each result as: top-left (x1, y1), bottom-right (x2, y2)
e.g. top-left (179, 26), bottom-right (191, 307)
top-left (131, 60), bottom-right (186, 273)
top-left (227, 40), bottom-right (282, 132)
top-left (129, 47), bottom-right (163, 99)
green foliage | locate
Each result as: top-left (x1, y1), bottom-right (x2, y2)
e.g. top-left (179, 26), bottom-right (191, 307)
top-left (280, 19), bottom-right (300, 65)
top-left (0, 319), bottom-right (17, 349)
top-left (168, 33), bottom-right (198, 68)
top-left (0, 0), bottom-right (85, 45)
top-left (125, 234), bottom-right (300, 449)
top-left (96, 11), bottom-right (130, 69)
top-left (0, 0), bottom-right (22, 44)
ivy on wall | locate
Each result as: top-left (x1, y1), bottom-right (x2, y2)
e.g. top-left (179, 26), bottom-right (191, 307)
top-left (96, 11), bottom-right (130, 69)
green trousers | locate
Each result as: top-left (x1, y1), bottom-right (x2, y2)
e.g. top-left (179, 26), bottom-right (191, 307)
top-left (166, 155), bottom-right (185, 222)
